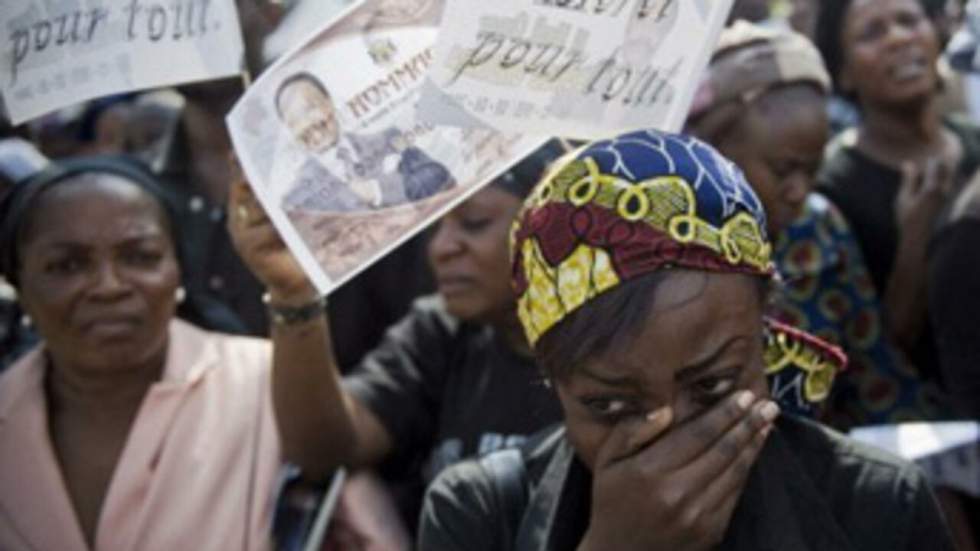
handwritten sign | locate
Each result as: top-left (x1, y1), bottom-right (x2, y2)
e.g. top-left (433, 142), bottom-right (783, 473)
top-left (417, 0), bottom-right (733, 139)
top-left (1, 0), bottom-right (245, 125)
top-left (227, 0), bottom-right (544, 296)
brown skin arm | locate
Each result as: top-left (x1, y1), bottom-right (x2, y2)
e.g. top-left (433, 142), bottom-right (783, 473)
top-left (885, 158), bottom-right (955, 349)
top-left (227, 164), bottom-right (392, 480)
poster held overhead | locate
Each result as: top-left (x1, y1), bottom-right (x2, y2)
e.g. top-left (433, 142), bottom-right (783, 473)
top-left (0, 0), bottom-right (246, 125)
top-left (226, 0), bottom-right (545, 296)
top-left (417, 0), bottom-right (734, 139)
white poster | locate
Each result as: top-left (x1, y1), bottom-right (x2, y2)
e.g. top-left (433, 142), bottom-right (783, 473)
top-left (417, 0), bottom-right (733, 139)
top-left (1, 0), bottom-right (245, 125)
top-left (226, 0), bottom-right (544, 295)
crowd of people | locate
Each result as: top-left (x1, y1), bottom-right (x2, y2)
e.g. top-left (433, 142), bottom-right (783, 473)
top-left (1, 0), bottom-right (979, 549)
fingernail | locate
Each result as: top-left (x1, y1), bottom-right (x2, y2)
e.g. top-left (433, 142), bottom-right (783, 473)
top-left (736, 391), bottom-right (755, 411)
top-left (760, 401), bottom-right (780, 422)
top-left (646, 407), bottom-right (671, 424)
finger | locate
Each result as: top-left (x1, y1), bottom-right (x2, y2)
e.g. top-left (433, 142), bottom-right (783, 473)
top-left (682, 399), bottom-right (778, 486)
top-left (596, 406), bottom-right (673, 468)
top-left (899, 162), bottom-right (920, 199)
top-left (697, 423), bottom-right (771, 515)
top-left (922, 158), bottom-right (943, 195)
top-left (649, 390), bottom-right (757, 470)
top-left (689, 400), bottom-right (776, 488)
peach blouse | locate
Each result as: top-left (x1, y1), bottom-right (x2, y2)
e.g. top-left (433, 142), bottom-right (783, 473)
top-left (0, 320), bottom-right (281, 551)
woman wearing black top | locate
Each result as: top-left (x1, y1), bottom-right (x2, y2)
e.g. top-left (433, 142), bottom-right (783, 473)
top-left (814, 0), bottom-right (980, 375)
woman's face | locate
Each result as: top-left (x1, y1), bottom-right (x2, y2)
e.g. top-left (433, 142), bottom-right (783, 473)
top-left (839, 0), bottom-right (940, 107)
top-left (16, 174), bottom-right (180, 372)
top-left (427, 186), bottom-right (523, 324)
top-left (554, 271), bottom-right (768, 471)
top-left (718, 86), bottom-right (829, 235)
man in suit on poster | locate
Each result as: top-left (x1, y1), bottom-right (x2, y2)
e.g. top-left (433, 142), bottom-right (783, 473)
top-left (274, 72), bottom-right (453, 212)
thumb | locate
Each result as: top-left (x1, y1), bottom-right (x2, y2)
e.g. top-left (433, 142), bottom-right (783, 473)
top-left (596, 406), bottom-right (673, 469)
top-left (899, 161), bottom-right (920, 199)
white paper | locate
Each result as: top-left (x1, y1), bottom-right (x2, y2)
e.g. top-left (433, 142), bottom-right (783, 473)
top-left (227, 0), bottom-right (545, 296)
top-left (417, 0), bottom-right (733, 139)
top-left (850, 422), bottom-right (980, 497)
top-left (1, 0), bottom-right (245, 125)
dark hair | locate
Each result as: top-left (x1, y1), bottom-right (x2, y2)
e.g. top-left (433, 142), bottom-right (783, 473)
top-left (274, 71), bottom-right (332, 119)
top-left (814, 0), bottom-right (854, 97)
top-left (815, 0), bottom-right (940, 99)
top-left (535, 271), bottom-right (773, 380)
top-left (492, 138), bottom-right (568, 199)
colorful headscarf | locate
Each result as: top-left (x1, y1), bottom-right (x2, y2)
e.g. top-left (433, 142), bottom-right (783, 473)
top-left (511, 129), bottom-right (774, 347)
top-left (510, 129), bottom-right (845, 414)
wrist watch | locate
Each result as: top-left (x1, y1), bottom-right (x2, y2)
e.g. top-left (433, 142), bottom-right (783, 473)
top-left (263, 293), bottom-right (326, 326)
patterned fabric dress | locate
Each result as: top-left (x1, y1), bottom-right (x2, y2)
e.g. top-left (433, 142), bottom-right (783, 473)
top-left (771, 193), bottom-right (947, 429)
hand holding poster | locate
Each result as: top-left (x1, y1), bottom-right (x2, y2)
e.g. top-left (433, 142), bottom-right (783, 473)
top-left (1, 0), bottom-right (244, 124)
top-left (417, 0), bottom-right (733, 138)
top-left (226, 0), bottom-right (544, 295)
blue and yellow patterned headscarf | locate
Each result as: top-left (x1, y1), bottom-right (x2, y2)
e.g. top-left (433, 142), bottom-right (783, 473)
top-left (510, 129), bottom-right (845, 414)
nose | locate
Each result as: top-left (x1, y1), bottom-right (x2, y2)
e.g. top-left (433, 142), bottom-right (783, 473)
top-left (89, 260), bottom-right (131, 300)
top-left (428, 221), bottom-right (465, 264)
top-left (884, 17), bottom-right (918, 47)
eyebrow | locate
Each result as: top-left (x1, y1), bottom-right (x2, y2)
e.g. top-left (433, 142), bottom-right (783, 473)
top-left (37, 233), bottom-right (167, 250)
top-left (676, 336), bottom-right (751, 382)
top-left (577, 364), bottom-right (636, 388)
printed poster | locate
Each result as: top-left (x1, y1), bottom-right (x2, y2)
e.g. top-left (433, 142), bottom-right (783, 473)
top-left (417, 0), bottom-right (734, 139)
top-left (227, 0), bottom-right (544, 295)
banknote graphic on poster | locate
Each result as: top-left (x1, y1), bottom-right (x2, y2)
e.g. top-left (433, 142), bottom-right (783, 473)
top-left (1, 0), bottom-right (245, 124)
top-left (227, 0), bottom-right (544, 295)
top-left (417, 0), bottom-right (734, 139)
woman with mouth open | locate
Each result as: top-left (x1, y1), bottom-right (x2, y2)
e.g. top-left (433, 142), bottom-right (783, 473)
top-left (814, 0), bottom-right (980, 381)
top-left (0, 157), bottom-right (281, 550)
top-left (686, 22), bottom-right (946, 429)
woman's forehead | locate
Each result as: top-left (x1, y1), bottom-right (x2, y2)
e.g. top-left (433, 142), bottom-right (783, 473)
top-left (23, 174), bottom-right (169, 242)
top-left (605, 273), bottom-right (761, 367)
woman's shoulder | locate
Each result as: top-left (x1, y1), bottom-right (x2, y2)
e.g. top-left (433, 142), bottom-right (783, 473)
top-left (777, 416), bottom-right (940, 526)
top-left (168, 319), bottom-right (272, 383)
top-left (419, 426), bottom-right (564, 551)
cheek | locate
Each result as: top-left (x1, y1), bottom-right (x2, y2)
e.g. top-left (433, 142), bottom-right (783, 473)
top-left (17, 273), bottom-right (87, 327)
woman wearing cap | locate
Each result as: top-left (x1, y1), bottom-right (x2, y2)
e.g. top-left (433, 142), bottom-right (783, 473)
top-left (0, 157), bottom-right (280, 550)
top-left (686, 22), bottom-right (944, 428)
top-left (814, 0), bottom-right (980, 378)
top-left (230, 142), bottom-right (567, 521)
top-left (418, 129), bottom-right (954, 551)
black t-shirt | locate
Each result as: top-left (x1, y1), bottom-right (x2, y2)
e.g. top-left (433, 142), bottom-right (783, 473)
top-left (345, 295), bottom-right (563, 482)
top-left (420, 416), bottom-right (954, 551)
top-left (816, 116), bottom-right (980, 375)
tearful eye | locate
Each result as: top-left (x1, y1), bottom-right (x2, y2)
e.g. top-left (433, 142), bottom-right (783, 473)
top-left (581, 397), bottom-right (641, 421)
top-left (691, 372), bottom-right (738, 404)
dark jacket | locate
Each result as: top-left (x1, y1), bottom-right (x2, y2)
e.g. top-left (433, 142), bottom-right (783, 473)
top-left (419, 415), bottom-right (954, 551)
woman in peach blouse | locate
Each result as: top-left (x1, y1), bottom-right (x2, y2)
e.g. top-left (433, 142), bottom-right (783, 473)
top-left (0, 157), bottom-right (280, 551)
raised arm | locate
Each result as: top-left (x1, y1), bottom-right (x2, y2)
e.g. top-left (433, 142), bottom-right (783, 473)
top-left (227, 166), bottom-right (392, 480)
